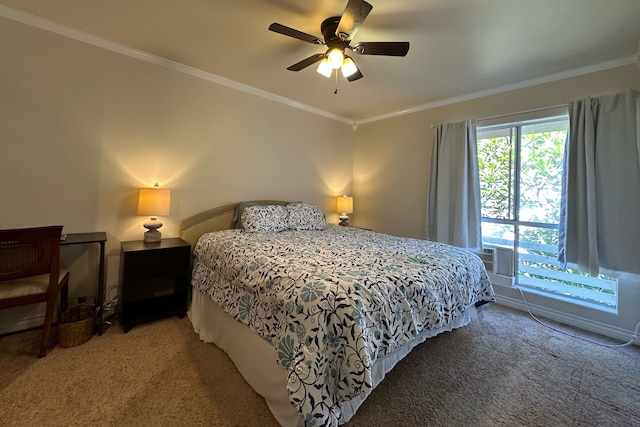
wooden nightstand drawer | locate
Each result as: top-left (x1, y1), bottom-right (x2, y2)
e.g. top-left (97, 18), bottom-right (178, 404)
top-left (121, 246), bottom-right (189, 278)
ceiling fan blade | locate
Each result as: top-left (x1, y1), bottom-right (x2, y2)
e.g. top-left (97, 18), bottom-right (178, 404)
top-left (269, 23), bottom-right (324, 45)
top-left (347, 70), bottom-right (364, 82)
top-left (345, 67), bottom-right (363, 82)
top-left (336, 0), bottom-right (373, 41)
top-left (286, 53), bottom-right (325, 71)
top-left (353, 41), bottom-right (410, 56)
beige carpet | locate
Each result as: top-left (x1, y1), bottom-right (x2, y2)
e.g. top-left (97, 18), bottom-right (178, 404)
top-left (1, 304), bottom-right (638, 427)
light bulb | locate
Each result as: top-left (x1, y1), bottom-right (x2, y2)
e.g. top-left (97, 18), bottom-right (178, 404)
top-left (327, 49), bottom-right (344, 69)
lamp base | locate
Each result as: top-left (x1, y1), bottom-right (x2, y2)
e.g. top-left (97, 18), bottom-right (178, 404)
top-left (143, 218), bottom-right (163, 242)
top-left (143, 229), bottom-right (162, 242)
top-left (338, 215), bottom-right (350, 227)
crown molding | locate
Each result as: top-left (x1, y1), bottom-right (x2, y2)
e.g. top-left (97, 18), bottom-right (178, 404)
top-left (0, 5), bottom-right (354, 126)
top-left (1, 5), bottom-right (633, 129)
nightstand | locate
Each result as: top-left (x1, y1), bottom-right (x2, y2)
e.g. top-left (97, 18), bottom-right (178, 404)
top-left (118, 238), bottom-right (191, 332)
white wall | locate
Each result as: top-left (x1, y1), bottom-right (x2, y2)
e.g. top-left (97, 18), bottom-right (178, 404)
top-left (0, 17), bottom-right (354, 333)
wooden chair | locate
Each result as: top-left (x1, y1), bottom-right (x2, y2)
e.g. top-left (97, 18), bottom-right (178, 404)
top-left (0, 226), bottom-right (70, 357)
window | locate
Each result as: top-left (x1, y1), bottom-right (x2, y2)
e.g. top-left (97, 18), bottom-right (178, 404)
top-left (477, 116), bottom-right (617, 310)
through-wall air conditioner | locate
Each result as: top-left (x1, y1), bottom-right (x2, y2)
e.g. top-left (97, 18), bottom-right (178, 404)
top-left (478, 245), bottom-right (516, 287)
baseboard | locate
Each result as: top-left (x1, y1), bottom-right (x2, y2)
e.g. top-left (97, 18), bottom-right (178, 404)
top-left (494, 294), bottom-right (636, 344)
top-left (0, 314), bottom-right (44, 335)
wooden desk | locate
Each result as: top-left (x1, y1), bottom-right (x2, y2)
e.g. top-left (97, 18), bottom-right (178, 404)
top-left (61, 232), bottom-right (108, 334)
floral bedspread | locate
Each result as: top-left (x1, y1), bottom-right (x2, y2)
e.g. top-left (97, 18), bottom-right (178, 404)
top-left (191, 225), bottom-right (494, 426)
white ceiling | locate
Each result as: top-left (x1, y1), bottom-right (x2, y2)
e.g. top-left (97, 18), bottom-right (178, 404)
top-left (2, 0), bottom-right (640, 124)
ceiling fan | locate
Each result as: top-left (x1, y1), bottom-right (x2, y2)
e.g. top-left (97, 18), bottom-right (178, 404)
top-left (268, 0), bottom-right (410, 83)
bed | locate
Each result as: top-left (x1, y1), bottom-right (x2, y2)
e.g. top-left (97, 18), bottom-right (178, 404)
top-left (180, 200), bottom-right (494, 427)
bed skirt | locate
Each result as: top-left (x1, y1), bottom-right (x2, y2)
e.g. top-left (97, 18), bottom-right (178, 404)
top-left (189, 289), bottom-right (473, 426)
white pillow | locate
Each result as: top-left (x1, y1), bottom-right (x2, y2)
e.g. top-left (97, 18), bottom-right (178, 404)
top-left (241, 205), bottom-right (289, 233)
top-left (287, 203), bottom-right (327, 230)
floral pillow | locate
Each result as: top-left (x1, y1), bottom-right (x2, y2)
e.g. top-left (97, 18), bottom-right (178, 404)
top-left (233, 202), bottom-right (260, 229)
top-left (287, 203), bottom-right (327, 231)
top-left (241, 205), bottom-right (289, 233)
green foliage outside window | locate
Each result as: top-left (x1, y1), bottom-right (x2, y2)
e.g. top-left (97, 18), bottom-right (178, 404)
top-left (478, 135), bottom-right (513, 220)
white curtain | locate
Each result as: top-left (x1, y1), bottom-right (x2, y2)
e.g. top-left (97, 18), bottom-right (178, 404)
top-left (558, 90), bottom-right (640, 275)
top-left (426, 119), bottom-right (482, 250)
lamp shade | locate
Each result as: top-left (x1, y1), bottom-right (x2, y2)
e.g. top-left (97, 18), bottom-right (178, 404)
top-left (341, 57), bottom-right (358, 78)
top-left (137, 187), bottom-right (171, 217)
top-left (336, 196), bottom-right (353, 214)
top-left (317, 58), bottom-right (332, 78)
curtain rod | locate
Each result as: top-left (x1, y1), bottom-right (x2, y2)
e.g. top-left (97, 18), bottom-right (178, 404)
top-left (429, 103), bottom-right (567, 129)
top-left (479, 90), bottom-right (639, 122)
top-left (478, 103), bottom-right (567, 122)
top-left (429, 90), bottom-right (639, 128)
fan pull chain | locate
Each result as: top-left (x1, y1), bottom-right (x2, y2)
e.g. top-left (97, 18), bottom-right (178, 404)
top-left (334, 71), bottom-right (339, 94)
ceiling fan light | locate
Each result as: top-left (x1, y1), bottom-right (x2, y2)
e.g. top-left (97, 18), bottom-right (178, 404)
top-left (327, 48), bottom-right (344, 69)
top-left (341, 57), bottom-right (358, 78)
top-left (316, 58), bottom-right (332, 78)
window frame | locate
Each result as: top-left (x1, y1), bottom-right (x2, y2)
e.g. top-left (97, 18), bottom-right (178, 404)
top-left (476, 113), bottom-right (618, 311)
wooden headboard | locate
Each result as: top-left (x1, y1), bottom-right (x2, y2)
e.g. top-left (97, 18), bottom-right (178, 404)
top-left (179, 200), bottom-right (290, 249)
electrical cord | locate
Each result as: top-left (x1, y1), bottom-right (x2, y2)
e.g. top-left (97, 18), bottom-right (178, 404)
top-left (101, 285), bottom-right (118, 316)
top-left (517, 287), bottom-right (640, 348)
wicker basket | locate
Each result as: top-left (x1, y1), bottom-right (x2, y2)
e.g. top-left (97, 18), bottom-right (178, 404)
top-left (58, 297), bottom-right (96, 348)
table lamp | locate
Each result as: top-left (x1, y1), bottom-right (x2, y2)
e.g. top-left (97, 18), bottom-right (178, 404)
top-left (337, 195), bottom-right (353, 226)
top-left (137, 184), bottom-right (171, 242)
